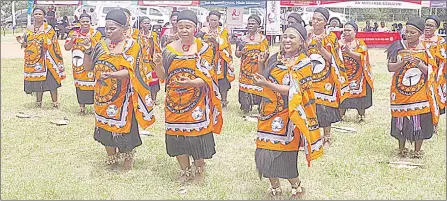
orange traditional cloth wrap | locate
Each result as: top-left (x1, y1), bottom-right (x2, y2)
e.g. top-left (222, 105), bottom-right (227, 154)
top-left (238, 35), bottom-right (269, 96)
top-left (422, 35), bottom-right (446, 114)
top-left (67, 28), bottom-right (102, 90)
top-left (23, 23), bottom-right (66, 83)
top-left (164, 38), bottom-right (223, 136)
top-left (92, 38), bottom-right (155, 133)
top-left (340, 39), bottom-right (374, 100)
top-left (136, 30), bottom-right (162, 85)
top-left (307, 32), bottom-right (348, 108)
top-left (389, 40), bottom-right (439, 125)
top-left (256, 52), bottom-right (323, 167)
top-left (202, 26), bottom-right (235, 83)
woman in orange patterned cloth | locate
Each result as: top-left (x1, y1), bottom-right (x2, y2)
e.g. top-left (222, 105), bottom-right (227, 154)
top-left (153, 10), bottom-right (223, 184)
top-left (253, 23), bottom-right (322, 199)
top-left (16, 7), bottom-right (66, 108)
top-left (386, 17), bottom-right (439, 158)
top-left (306, 7), bottom-right (348, 147)
top-left (83, 9), bottom-right (155, 170)
top-left (134, 16), bottom-right (162, 105)
top-left (161, 11), bottom-right (180, 49)
top-left (339, 21), bottom-right (374, 122)
top-left (196, 11), bottom-right (235, 108)
top-left (421, 15), bottom-right (446, 133)
top-left (235, 14), bottom-right (269, 114)
top-left (64, 13), bottom-right (102, 113)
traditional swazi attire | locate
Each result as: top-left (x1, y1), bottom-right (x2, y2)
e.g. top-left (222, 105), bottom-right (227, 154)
top-left (91, 38), bottom-right (155, 153)
top-left (136, 29), bottom-right (162, 97)
top-left (196, 26), bottom-right (235, 96)
top-left (23, 23), bottom-right (66, 94)
top-left (307, 31), bottom-right (348, 127)
top-left (422, 34), bottom-right (446, 115)
top-left (386, 39), bottom-right (439, 141)
top-left (237, 34), bottom-right (269, 112)
top-left (163, 38), bottom-right (223, 160)
top-left (339, 38), bottom-right (374, 111)
top-left (66, 28), bottom-right (102, 105)
top-left (255, 52), bottom-right (322, 180)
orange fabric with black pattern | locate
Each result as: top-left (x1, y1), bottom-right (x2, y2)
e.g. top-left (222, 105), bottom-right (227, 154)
top-left (210, 27), bottom-right (235, 82)
top-left (93, 39), bottom-right (155, 133)
top-left (23, 23), bottom-right (65, 83)
top-left (288, 53), bottom-right (322, 166)
top-left (239, 35), bottom-right (269, 95)
top-left (390, 45), bottom-right (439, 124)
top-left (136, 30), bottom-right (162, 86)
top-left (307, 32), bottom-right (348, 108)
top-left (164, 38), bottom-right (223, 136)
top-left (67, 28), bottom-right (102, 90)
top-left (340, 39), bottom-right (374, 100)
top-left (423, 35), bottom-right (446, 113)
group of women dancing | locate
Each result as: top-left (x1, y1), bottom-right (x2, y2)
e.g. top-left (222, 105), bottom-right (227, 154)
top-left (17, 5), bottom-right (445, 199)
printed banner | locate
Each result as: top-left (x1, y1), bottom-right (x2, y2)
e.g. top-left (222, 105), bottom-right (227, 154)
top-left (266, 0), bottom-right (281, 35)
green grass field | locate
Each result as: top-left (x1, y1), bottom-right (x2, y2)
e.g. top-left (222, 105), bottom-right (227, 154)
top-left (1, 38), bottom-right (445, 199)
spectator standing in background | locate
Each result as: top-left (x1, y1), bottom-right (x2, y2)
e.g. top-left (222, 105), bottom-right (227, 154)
top-left (89, 8), bottom-right (97, 26)
top-left (363, 20), bottom-right (373, 32)
top-left (377, 21), bottom-right (388, 32)
top-left (373, 22), bottom-right (378, 32)
top-left (46, 5), bottom-right (56, 28)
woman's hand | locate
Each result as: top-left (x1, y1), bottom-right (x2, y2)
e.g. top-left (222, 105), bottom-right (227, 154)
top-left (253, 73), bottom-right (268, 87)
top-left (16, 35), bottom-right (24, 44)
top-left (258, 50), bottom-right (269, 63)
top-left (153, 53), bottom-right (162, 67)
top-left (101, 72), bottom-right (113, 79)
top-left (175, 76), bottom-right (193, 86)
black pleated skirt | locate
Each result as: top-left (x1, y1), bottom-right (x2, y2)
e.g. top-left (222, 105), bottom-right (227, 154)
top-left (149, 84), bottom-right (160, 95)
top-left (218, 78), bottom-right (231, 94)
top-left (165, 132), bottom-right (216, 160)
top-left (255, 148), bottom-right (299, 179)
top-left (340, 84), bottom-right (373, 110)
top-left (94, 112), bottom-right (142, 153)
top-left (391, 112), bottom-right (434, 142)
top-left (316, 104), bottom-right (342, 128)
top-left (238, 90), bottom-right (262, 111)
top-left (75, 88), bottom-right (94, 105)
top-left (24, 71), bottom-right (61, 94)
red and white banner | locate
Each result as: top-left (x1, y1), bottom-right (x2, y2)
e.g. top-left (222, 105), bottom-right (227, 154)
top-left (138, 1), bottom-right (199, 6)
top-left (35, 0), bottom-right (80, 5)
top-left (280, 0), bottom-right (422, 9)
top-left (332, 31), bottom-right (402, 47)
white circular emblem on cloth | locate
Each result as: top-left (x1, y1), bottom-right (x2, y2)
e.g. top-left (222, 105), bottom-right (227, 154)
top-left (402, 68), bottom-right (422, 87)
top-left (309, 54), bottom-right (325, 74)
top-left (339, 76), bottom-right (346, 84)
top-left (72, 49), bottom-right (84, 67)
top-left (88, 72), bottom-right (94, 78)
top-left (126, 56), bottom-right (134, 64)
top-left (282, 74), bottom-right (290, 85)
top-left (106, 105), bottom-right (118, 117)
top-left (192, 107), bottom-right (204, 121)
top-left (325, 83), bottom-right (332, 91)
top-left (34, 63), bottom-right (42, 71)
top-left (349, 81), bottom-right (357, 89)
top-left (391, 92), bottom-right (396, 101)
top-left (145, 94), bottom-right (153, 106)
top-left (271, 117), bottom-right (284, 132)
